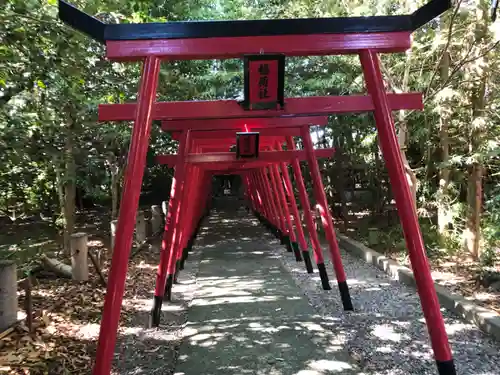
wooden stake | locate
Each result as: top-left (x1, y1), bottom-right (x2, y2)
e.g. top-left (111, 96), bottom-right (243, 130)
top-left (24, 276), bottom-right (33, 333)
top-left (0, 260), bottom-right (17, 331)
top-left (71, 233), bottom-right (89, 282)
top-left (88, 251), bottom-right (107, 287)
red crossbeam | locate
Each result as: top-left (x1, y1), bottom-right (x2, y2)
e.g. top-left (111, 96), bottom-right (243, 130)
top-left (106, 32), bottom-right (411, 61)
top-left (162, 121), bottom-right (320, 134)
top-left (156, 148), bottom-right (334, 166)
top-left (99, 94), bottom-right (422, 122)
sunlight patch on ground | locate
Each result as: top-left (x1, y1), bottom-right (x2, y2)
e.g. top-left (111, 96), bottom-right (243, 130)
top-left (78, 323), bottom-right (101, 340)
top-left (371, 324), bottom-right (409, 342)
top-left (345, 279), bottom-right (368, 286)
top-left (307, 359), bottom-right (354, 373)
top-left (193, 295), bottom-right (280, 306)
top-left (135, 261), bottom-right (158, 270)
top-left (189, 332), bottom-right (228, 347)
top-left (444, 322), bottom-right (474, 335)
top-left (299, 322), bottom-right (325, 332)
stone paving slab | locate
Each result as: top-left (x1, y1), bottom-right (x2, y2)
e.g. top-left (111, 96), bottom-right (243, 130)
top-left (174, 208), bottom-right (361, 375)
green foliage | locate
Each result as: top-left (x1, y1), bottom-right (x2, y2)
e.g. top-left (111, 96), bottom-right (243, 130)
top-left (0, 0), bottom-right (499, 268)
top-left (482, 186), bottom-right (500, 266)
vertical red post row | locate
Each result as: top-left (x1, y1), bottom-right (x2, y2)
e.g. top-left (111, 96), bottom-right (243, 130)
top-left (255, 170), bottom-right (272, 228)
top-left (267, 165), bottom-right (288, 241)
top-left (259, 169), bottom-right (280, 234)
top-left (93, 56), bottom-right (161, 375)
top-left (270, 161), bottom-right (296, 254)
top-left (179, 166), bottom-right (203, 270)
top-left (360, 50), bottom-right (455, 375)
top-left (276, 141), bottom-right (313, 272)
top-left (286, 136), bottom-right (331, 290)
top-left (301, 125), bottom-right (352, 310)
top-left (174, 162), bottom-right (199, 279)
top-left (151, 130), bottom-right (191, 327)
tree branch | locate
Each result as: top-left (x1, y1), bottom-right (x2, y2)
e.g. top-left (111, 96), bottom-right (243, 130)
top-left (424, 0), bottom-right (463, 98)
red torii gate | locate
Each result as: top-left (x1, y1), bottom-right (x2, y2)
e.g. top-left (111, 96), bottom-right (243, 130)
top-left (157, 117), bottom-right (345, 295)
top-left (58, 1), bottom-right (456, 375)
top-left (156, 126), bottom-right (337, 277)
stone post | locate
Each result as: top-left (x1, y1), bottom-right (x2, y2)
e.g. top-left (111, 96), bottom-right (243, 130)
top-left (368, 228), bottom-right (379, 246)
top-left (110, 220), bottom-right (118, 253)
top-left (145, 217), bottom-right (153, 238)
top-left (71, 232), bottom-right (89, 282)
top-left (162, 200), bottom-right (169, 216)
top-left (135, 211), bottom-right (146, 244)
top-left (0, 260), bottom-right (17, 331)
top-left (151, 205), bottom-right (163, 235)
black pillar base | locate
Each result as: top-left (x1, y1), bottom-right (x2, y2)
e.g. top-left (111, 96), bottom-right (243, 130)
top-left (436, 360), bottom-right (456, 375)
top-left (164, 274), bottom-right (174, 301)
top-left (173, 260), bottom-right (180, 284)
top-left (282, 235), bottom-right (291, 250)
top-left (337, 280), bottom-right (354, 311)
top-left (302, 250), bottom-right (314, 273)
top-left (280, 234), bottom-right (286, 245)
top-left (179, 247), bottom-right (189, 270)
top-left (149, 295), bottom-right (163, 327)
top-left (291, 242), bottom-right (302, 261)
top-left (317, 263), bottom-right (332, 290)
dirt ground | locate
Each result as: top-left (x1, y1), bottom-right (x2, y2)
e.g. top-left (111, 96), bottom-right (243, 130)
top-left (0, 208), bottom-right (498, 374)
top-left (0, 210), bottom-right (176, 375)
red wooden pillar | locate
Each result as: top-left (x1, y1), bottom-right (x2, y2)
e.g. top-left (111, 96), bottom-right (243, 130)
top-left (267, 165), bottom-right (289, 244)
top-left (249, 173), bottom-right (261, 213)
top-left (177, 164), bottom-right (201, 271)
top-left (271, 161), bottom-right (297, 255)
top-left (151, 130), bottom-right (190, 327)
top-left (252, 172), bottom-right (265, 216)
top-left (259, 169), bottom-right (279, 231)
top-left (286, 136), bottom-right (330, 290)
top-left (360, 50), bottom-right (455, 375)
top-left (243, 174), bottom-right (254, 212)
top-left (301, 125), bottom-right (353, 310)
top-left (93, 56), bottom-right (160, 375)
top-left (276, 142), bottom-right (313, 272)
top-left (172, 162), bottom-right (193, 281)
top-left (256, 170), bottom-right (273, 226)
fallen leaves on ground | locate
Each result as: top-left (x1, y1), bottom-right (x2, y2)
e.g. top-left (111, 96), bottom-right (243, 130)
top-left (1, 238), bottom-right (161, 375)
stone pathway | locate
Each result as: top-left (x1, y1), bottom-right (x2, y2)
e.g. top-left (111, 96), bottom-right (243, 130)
top-left (174, 207), bottom-right (361, 375)
top-left (168, 199), bottom-right (500, 375)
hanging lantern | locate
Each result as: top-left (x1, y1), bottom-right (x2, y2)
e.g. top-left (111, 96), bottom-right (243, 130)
top-left (241, 54), bottom-right (285, 111)
top-left (236, 132), bottom-right (260, 158)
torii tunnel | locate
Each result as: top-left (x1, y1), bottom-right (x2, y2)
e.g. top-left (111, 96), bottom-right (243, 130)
top-left (58, 1), bottom-right (456, 374)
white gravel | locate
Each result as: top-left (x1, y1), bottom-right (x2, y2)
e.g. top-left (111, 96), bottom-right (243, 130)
top-left (267, 231), bottom-right (500, 375)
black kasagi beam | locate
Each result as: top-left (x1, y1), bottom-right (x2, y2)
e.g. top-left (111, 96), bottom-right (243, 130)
top-left (58, 0), bottom-right (452, 44)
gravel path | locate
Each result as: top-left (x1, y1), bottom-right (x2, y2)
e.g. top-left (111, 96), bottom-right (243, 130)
top-left (114, 201), bottom-right (499, 374)
top-left (174, 208), bottom-right (362, 374)
top-left (112, 239), bottom-right (204, 374)
top-left (270, 230), bottom-right (500, 374)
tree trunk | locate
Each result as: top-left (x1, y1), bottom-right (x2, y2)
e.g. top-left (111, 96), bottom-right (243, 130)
top-left (397, 50), bottom-right (418, 213)
top-left (63, 124), bottom-right (76, 255)
top-left (40, 255), bottom-right (72, 278)
top-left (464, 1), bottom-right (489, 259)
top-left (54, 156), bottom-right (65, 226)
top-left (437, 49), bottom-right (452, 238)
top-left (465, 164), bottom-right (483, 258)
top-left (107, 154), bottom-right (123, 221)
